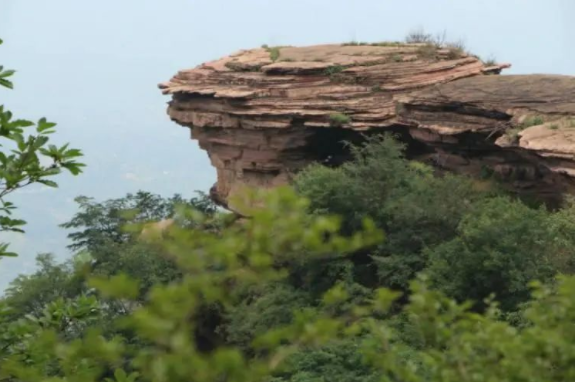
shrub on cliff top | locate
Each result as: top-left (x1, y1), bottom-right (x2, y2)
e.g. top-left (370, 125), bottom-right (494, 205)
top-left (405, 28), bottom-right (434, 44)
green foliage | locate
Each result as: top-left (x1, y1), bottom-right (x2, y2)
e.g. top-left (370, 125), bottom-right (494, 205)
top-left (3, 191), bottom-right (219, 324)
top-left (61, 191), bottom-right (216, 252)
top-left (405, 28), bottom-right (434, 44)
top-left (295, 135), bottom-right (490, 291)
top-left (0, 185), bottom-right (573, 381)
top-left (341, 41), bottom-right (402, 47)
top-left (222, 283), bottom-right (311, 352)
top-left (89, 274), bottom-right (140, 300)
top-left (521, 115), bottom-right (545, 128)
top-left (270, 339), bottom-right (379, 382)
top-left (416, 44), bottom-right (437, 60)
top-left (0, 38), bottom-right (85, 258)
top-left (545, 197), bottom-right (575, 273)
top-left (505, 126), bottom-right (523, 141)
top-left (0, 39), bottom-right (15, 89)
top-left (342, 41), bottom-right (368, 46)
top-left (369, 41), bottom-right (403, 47)
top-left (360, 275), bottom-right (575, 382)
top-left (2, 254), bottom-right (85, 319)
top-left (328, 113), bottom-right (351, 126)
top-left (269, 47), bottom-right (281, 62)
top-left (445, 41), bottom-right (465, 59)
top-left (87, 241), bottom-right (183, 299)
top-left (426, 197), bottom-right (573, 311)
top-left (0, 187), bottom-right (382, 382)
top-left (263, 46), bottom-right (282, 62)
top-left (405, 29), bottom-right (468, 60)
top-left (323, 65), bottom-right (345, 76)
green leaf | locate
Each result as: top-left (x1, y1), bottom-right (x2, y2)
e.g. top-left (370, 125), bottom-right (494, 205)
top-left (11, 133), bottom-right (25, 151)
top-left (61, 161), bottom-right (86, 175)
top-left (0, 217), bottom-right (27, 232)
top-left (63, 148), bottom-right (83, 158)
top-left (0, 78), bottom-right (13, 89)
top-left (37, 117), bottom-right (57, 133)
top-left (39, 167), bottom-right (61, 177)
top-left (9, 119), bottom-right (34, 128)
top-left (88, 273), bottom-right (140, 299)
top-left (0, 69), bottom-right (15, 78)
top-left (37, 179), bottom-right (58, 188)
top-left (32, 135), bottom-right (49, 150)
top-left (0, 242), bottom-right (17, 257)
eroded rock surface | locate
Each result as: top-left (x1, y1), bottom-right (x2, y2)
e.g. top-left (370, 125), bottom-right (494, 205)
top-left (397, 74), bottom-right (575, 203)
top-left (159, 44), bottom-right (573, 209)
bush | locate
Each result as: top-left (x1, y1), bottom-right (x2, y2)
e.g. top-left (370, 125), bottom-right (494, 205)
top-left (446, 41), bottom-right (465, 59)
top-left (263, 46), bottom-right (283, 62)
top-left (270, 339), bottom-right (380, 382)
top-left (426, 197), bottom-right (572, 311)
top-left (405, 28), bottom-right (434, 43)
top-left (328, 113), bottom-right (351, 126)
top-left (324, 65), bottom-right (345, 76)
top-left (222, 283), bottom-right (311, 352)
top-left (359, 275), bottom-right (575, 382)
top-left (416, 44), bottom-right (437, 60)
top-left (521, 115), bottom-right (545, 128)
top-left (296, 135), bottom-right (489, 290)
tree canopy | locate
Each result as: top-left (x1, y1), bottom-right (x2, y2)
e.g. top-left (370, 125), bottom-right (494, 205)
top-left (1, 134), bottom-right (573, 382)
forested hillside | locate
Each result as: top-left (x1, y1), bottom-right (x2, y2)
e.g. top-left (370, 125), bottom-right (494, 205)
top-left (1, 135), bottom-right (573, 382)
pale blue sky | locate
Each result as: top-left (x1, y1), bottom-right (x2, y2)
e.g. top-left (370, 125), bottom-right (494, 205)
top-left (0, 0), bottom-right (574, 290)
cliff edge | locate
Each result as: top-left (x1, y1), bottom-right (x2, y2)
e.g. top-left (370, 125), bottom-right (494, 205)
top-left (159, 43), bottom-right (574, 209)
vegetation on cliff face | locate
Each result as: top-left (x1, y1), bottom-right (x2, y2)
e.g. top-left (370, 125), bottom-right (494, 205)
top-left (0, 135), bottom-right (573, 382)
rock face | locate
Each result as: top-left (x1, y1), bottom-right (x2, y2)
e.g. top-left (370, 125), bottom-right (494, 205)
top-left (397, 75), bottom-right (574, 204)
top-left (159, 43), bottom-right (574, 209)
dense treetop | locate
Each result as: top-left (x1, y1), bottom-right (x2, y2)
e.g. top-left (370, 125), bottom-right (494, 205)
top-left (1, 135), bottom-right (573, 382)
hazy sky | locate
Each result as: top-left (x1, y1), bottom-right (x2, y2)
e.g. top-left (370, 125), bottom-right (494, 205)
top-left (0, 0), bottom-right (574, 290)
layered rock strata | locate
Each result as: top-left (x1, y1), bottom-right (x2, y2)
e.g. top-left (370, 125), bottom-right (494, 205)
top-left (159, 43), bottom-right (574, 209)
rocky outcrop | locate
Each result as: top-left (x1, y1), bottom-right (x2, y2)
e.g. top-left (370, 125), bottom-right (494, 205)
top-left (159, 43), bottom-right (574, 209)
top-left (397, 74), bottom-right (575, 204)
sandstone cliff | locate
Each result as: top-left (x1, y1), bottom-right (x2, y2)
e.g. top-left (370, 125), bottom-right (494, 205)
top-left (159, 43), bottom-right (574, 210)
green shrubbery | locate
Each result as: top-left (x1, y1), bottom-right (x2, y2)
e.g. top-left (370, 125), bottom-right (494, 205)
top-left (328, 113), bottom-right (351, 126)
top-left (426, 197), bottom-right (572, 311)
top-left (0, 136), bottom-right (573, 381)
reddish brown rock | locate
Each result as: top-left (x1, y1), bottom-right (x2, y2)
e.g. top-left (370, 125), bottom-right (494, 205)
top-left (397, 75), bottom-right (575, 203)
top-left (159, 43), bottom-right (573, 209)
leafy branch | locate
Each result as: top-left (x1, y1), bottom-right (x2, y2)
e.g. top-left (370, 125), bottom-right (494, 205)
top-left (0, 37), bottom-right (85, 258)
